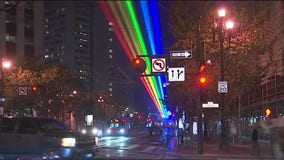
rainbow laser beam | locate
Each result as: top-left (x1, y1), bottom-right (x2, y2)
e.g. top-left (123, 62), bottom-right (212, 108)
top-left (98, 1), bottom-right (168, 118)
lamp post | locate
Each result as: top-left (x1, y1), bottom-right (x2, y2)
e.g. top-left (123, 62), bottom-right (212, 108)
top-left (216, 8), bottom-right (234, 150)
top-left (0, 58), bottom-right (12, 116)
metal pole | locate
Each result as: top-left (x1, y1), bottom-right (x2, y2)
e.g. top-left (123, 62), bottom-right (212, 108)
top-left (219, 19), bottom-right (229, 150)
top-left (197, 89), bottom-right (203, 154)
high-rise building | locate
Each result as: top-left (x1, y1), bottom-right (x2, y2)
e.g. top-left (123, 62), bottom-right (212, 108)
top-left (0, 1), bottom-right (44, 60)
top-left (92, 4), bottom-right (136, 117)
top-left (44, 1), bottom-right (136, 117)
top-left (43, 1), bottom-right (93, 93)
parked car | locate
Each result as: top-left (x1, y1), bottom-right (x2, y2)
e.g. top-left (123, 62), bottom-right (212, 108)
top-left (0, 116), bottom-right (97, 160)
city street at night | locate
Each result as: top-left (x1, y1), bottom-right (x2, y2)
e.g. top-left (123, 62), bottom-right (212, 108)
top-left (0, 1), bottom-right (284, 160)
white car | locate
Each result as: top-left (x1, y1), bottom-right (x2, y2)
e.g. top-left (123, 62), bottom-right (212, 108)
top-left (0, 117), bottom-right (97, 160)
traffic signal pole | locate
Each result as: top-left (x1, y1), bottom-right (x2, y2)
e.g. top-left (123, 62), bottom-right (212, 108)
top-left (197, 88), bottom-right (203, 154)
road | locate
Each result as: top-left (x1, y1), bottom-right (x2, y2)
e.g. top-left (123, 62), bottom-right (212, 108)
top-left (95, 129), bottom-right (169, 159)
top-left (94, 128), bottom-right (276, 160)
top-left (94, 129), bottom-right (218, 160)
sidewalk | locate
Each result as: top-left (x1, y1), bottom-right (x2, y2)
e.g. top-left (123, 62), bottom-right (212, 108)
top-left (166, 137), bottom-right (275, 159)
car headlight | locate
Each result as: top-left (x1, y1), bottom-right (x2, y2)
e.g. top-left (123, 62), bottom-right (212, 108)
top-left (92, 128), bottom-right (98, 135)
top-left (107, 129), bottom-right (111, 134)
top-left (81, 129), bottom-right (87, 134)
top-left (119, 128), bottom-right (125, 134)
top-left (61, 137), bottom-right (76, 147)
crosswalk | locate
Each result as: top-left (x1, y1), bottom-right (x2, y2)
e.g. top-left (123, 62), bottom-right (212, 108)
top-left (95, 136), bottom-right (169, 158)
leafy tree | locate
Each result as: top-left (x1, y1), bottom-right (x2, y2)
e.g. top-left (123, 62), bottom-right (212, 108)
top-left (3, 61), bottom-right (86, 120)
top-left (39, 64), bottom-right (86, 121)
top-left (167, 1), bottom-right (271, 120)
top-left (3, 66), bottom-right (41, 116)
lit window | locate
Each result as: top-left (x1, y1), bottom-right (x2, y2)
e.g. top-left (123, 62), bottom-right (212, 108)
top-left (109, 49), bottom-right (112, 53)
top-left (109, 88), bottom-right (112, 91)
top-left (109, 83), bottom-right (112, 86)
top-left (109, 55), bottom-right (112, 59)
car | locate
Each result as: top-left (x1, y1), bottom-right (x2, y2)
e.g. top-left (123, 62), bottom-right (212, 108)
top-left (103, 119), bottom-right (129, 136)
top-left (0, 116), bottom-right (97, 160)
top-left (80, 125), bottom-right (103, 138)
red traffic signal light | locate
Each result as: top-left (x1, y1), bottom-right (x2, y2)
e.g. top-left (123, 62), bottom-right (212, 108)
top-left (31, 86), bottom-right (38, 92)
top-left (132, 57), bottom-right (146, 74)
top-left (197, 75), bottom-right (208, 87)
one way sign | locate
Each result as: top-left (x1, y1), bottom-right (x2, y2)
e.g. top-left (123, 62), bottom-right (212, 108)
top-left (168, 67), bottom-right (185, 81)
top-left (170, 50), bottom-right (192, 59)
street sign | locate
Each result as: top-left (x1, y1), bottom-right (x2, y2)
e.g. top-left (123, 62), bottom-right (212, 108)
top-left (218, 81), bottom-right (228, 93)
top-left (168, 67), bottom-right (185, 81)
top-left (152, 58), bottom-right (166, 72)
top-left (170, 50), bottom-right (192, 59)
top-left (202, 102), bottom-right (219, 108)
top-left (18, 86), bottom-right (28, 95)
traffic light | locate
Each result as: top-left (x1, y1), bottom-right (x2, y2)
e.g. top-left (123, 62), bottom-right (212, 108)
top-left (197, 75), bottom-right (209, 87)
top-left (31, 86), bottom-right (38, 92)
top-left (30, 85), bottom-right (40, 95)
top-left (132, 57), bottom-right (146, 74)
top-left (264, 107), bottom-right (274, 118)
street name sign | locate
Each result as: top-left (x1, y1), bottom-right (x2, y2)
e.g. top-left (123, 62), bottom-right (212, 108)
top-left (218, 81), bottom-right (228, 93)
top-left (202, 102), bottom-right (219, 108)
top-left (170, 50), bottom-right (192, 59)
top-left (168, 67), bottom-right (185, 81)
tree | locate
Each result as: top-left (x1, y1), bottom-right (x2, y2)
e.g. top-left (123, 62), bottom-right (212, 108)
top-left (167, 2), bottom-right (271, 120)
top-left (3, 62), bottom-right (85, 119)
top-left (39, 64), bottom-right (85, 121)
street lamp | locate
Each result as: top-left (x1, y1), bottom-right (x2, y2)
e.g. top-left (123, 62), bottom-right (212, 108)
top-left (0, 58), bottom-right (12, 116)
top-left (215, 8), bottom-right (234, 150)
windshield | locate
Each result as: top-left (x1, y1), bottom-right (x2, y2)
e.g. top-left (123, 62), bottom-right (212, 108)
top-left (35, 119), bottom-right (68, 132)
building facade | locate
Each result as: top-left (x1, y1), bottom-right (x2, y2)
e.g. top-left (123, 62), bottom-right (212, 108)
top-left (0, 1), bottom-right (44, 61)
top-left (44, 2), bottom-right (136, 119)
top-left (241, 1), bottom-right (284, 137)
top-left (44, 1), bottom-right (93, 93)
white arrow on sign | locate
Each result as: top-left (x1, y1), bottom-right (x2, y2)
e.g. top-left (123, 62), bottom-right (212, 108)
top-left (170, 50), bottom-right (192, 59)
